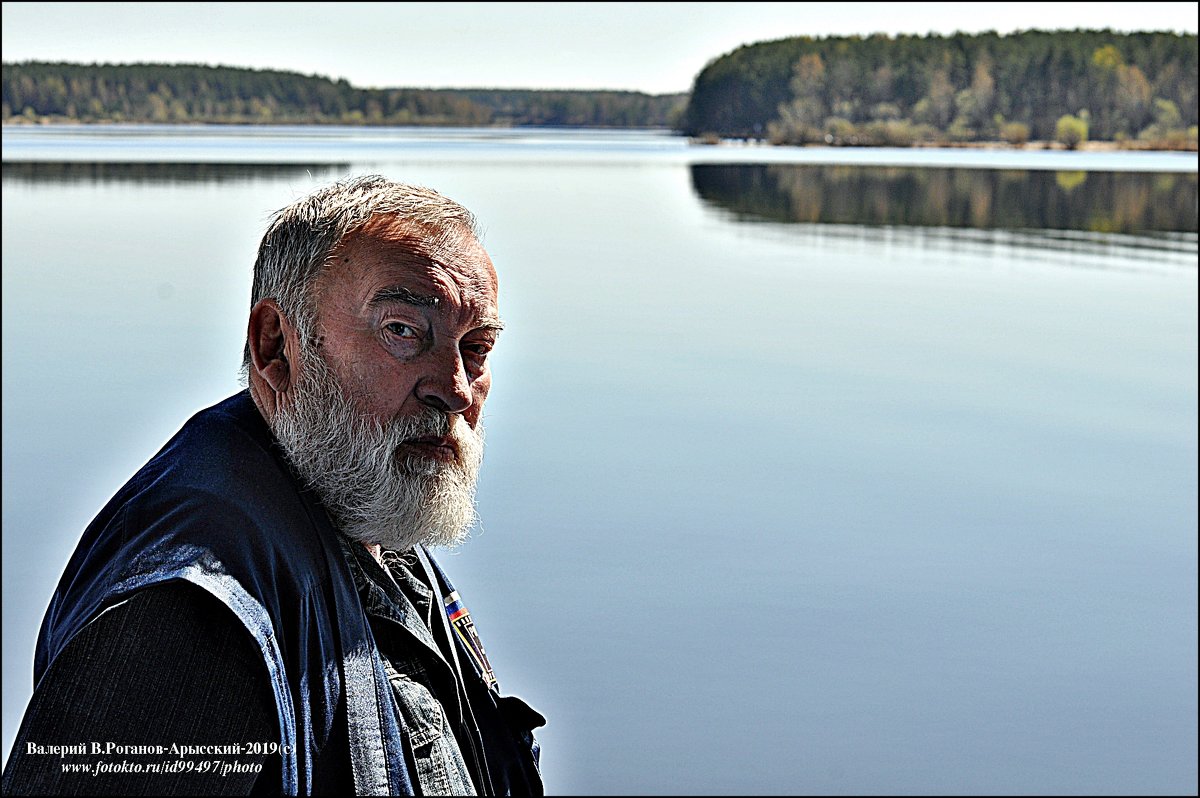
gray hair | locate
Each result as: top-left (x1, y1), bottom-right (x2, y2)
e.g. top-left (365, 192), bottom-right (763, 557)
top-left (240, 174), bottom-right (479, 378)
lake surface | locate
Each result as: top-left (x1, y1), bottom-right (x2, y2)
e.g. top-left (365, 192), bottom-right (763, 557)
top-left (3, 126), bottom-right (1197, 795)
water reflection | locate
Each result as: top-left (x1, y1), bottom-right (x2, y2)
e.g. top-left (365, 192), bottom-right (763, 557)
top-left (1, 161), bottom-right (348, 185)
top-left (691, 164), bottom-right (1199, 235)
top-left (3, 146), bottom-right (1198, 796)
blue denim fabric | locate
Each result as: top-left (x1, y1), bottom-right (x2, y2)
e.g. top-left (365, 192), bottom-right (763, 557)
top-left (341, 538), bottom-right (477, 794)
top-left (343, 537), bottom-right (546, 796)
top-left (421, 554), bottom-right (546, 796)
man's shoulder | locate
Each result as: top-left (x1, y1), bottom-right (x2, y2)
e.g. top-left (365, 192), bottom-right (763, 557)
top-left (37, 391), bottom-right (351, 681)
top-left (116, 392), bottom-right (292, 520)
top-left (62, 391), bottom-right (339, 614)
top-left (137, 390), bottom-right (279, 497)
top-left (123, 391), bottom-right (335, 566)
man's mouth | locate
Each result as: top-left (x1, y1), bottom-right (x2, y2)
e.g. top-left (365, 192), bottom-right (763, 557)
top-left (402, 435), bottom-right (459, 462)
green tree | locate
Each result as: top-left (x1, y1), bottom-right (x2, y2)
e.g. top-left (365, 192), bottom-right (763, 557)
top-left (768, 53), bottom-right (828, 144)
top-left (1115, 64), bottom-right (1153, 133)
top-left (954, 58), bottom-right (996, 133)
top-left (1056, 114), bottom-right (1088, 149)
top-left (1001, 121), bottom-right (1030, 145)
top-left (913, 67), bottom-right (955, 129)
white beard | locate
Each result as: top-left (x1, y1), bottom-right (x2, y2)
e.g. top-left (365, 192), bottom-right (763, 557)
top-left (269, 344), bottom-right (484, 552)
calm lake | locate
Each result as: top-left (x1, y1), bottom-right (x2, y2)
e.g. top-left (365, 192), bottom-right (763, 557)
top-left (2, 126), bottom-right (1197, 795)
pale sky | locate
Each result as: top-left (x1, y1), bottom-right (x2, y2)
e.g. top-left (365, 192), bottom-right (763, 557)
top-left (2, 2), bottom-right (1197, 94)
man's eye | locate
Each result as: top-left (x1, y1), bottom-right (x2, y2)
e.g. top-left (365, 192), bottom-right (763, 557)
top-left (463, 342), bottom-right (492, 356)
top-left (386, 322), bottom-right (418, 339)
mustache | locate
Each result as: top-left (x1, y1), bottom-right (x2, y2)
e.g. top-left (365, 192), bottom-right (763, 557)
top-left (386, 407), bottom-right (467, 448)
top-left (391, 406), bottom-right (454, 439)
top-left (383, 406), bottom-right (481, 470)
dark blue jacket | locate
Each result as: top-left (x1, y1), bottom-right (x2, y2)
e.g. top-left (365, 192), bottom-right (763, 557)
top-left (34, 391), bottom-right (542, 795)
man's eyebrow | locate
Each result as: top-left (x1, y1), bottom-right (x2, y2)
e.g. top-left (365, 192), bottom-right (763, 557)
top-left (476, 316), bottom-right (506, 333)
top-left (370, 286), bottom-right (506, 332)
top-left (369, 287), bottom-right (439, 308)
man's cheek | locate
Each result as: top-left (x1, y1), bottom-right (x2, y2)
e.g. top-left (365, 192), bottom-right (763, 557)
top-left (465, 385), bottom-right (489, 427)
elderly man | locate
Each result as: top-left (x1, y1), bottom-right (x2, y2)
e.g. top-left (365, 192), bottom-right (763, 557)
top-left (1, 176), bottom-right (544, 795)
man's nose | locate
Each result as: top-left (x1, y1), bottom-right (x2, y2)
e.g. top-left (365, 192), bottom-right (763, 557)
top-left (415, 350), bottom-right (473, 415)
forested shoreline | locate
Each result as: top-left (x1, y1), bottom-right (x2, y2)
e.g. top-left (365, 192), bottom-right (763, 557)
top-left (1, 62), bottom-right (687, 128)
top-left (685, 29), bottom-right (1197, 149)
top-left (2, 28), bottom-right (1197, 150)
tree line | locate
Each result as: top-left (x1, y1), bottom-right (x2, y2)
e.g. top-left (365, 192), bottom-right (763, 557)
top-left (4, 29), bottom-right (1197, 149)
top-left (1, 62), bottom-right (687, 128)
top-left (682, 29), bottom-right (1197, 148)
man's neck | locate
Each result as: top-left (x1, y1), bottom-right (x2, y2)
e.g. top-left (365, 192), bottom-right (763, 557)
top-left (361, 540), bottom-right (384, 566)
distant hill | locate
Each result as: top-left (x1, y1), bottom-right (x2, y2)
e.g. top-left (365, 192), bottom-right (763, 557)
top-left (1, 62), bottom-right (688, 128)
top-left (682, 29), bottom-right (1197, 147)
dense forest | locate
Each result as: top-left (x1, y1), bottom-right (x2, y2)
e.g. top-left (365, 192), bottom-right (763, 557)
top-left (0, 62), bottom-right (687, 128)
top-left (3, 28), bottom-right (1197, 149)
top-left (683, 29), bottom-right (1197, 148)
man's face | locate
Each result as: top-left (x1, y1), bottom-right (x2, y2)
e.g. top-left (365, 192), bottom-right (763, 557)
top-left (271, 214), bottom-right (501, 551)
top-left (311, 214), bottom-right (500, 433)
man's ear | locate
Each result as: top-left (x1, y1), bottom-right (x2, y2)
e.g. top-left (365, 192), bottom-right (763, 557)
top-left (247, 299), bottom-right (294, 394)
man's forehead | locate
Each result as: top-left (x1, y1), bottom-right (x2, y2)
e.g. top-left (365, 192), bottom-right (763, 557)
top-left (328, 215), bottom-right (497, 295)
top-left (316, 217), bottom-right (500, 333)
top-left (343, 214), bottom-right (481, 258)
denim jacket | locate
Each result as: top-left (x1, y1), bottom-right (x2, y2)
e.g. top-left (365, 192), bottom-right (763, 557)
top-left (33, 391), bottom-right (543, 795)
